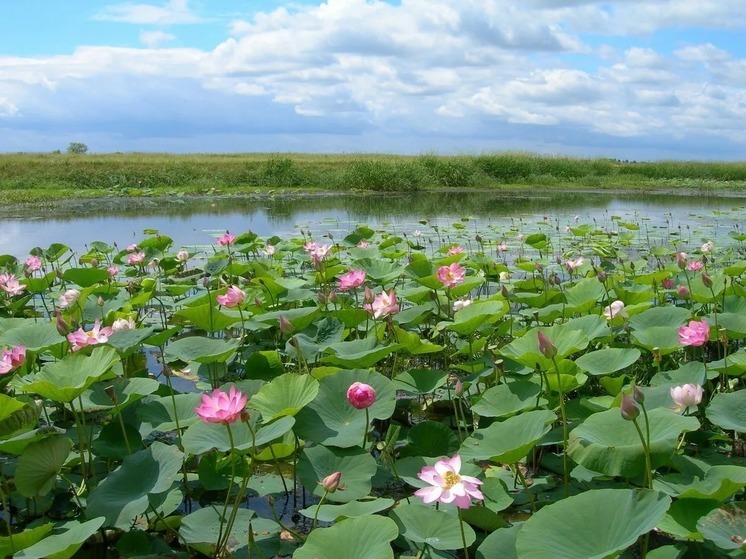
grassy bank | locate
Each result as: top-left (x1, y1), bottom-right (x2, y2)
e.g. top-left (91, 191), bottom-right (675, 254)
top-left (2, 152), bottom-right (746, 204)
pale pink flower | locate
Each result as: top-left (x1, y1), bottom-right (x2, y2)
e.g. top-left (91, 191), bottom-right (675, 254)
top-left (686, 260), bottom-right (703, 272)
top-left (677, 285), bottom-right (690, 299)
top-left (261, 244), bottom-right (276, 256)
top-left (111, 318), bottom-right (136, 332)
top-left (195, 386), bottom-right (248, 424)
top-left (338, 269), bottom-right (366, 291)
top-left (365, 290), bottom-right (399, 319)
top-left (107, 266), bottom-right (119, 277)
top-left (58, 289), bottom-right (80, 309)
top-left (67, 320), bottom-right (113, 352)
top-left (126, 244), bottom-right (139, 252)
top-left (413, 230), bottom-right (422, 237)
top-left (0, 345), bottom-right (25, 374)
top-left (0, 275), bottom-right (26, 296)
top-left (303, 241), bottom-right (318, 253)
top-left (437, 263), bottom-right (466, 288)
top-left (497, 243), bottom-right (507, 253)
top-left (670, 383), bottom-right (703, 411)
top-left (566, 257), bottom-right (585, 271)
top-left (414, 455), bottom-right (483, 509)
top-left (676, 251), bottom-right (687, 269)
top-left (516, 234), bottom-right (525, 241)
top-left (447, 245), bottom-right (464, 256)
top-left (679, 319), bottom-right (709, 347)
top-left (216, 232), bottom-right (236, 246)
top-left (25, 255), bottom-right (42, 271)
top-left (216, 285), bottom-right (246, 308)
top-left (603, 300), bottom-right (625, 320)
top-left (452, 297), bottom-right (472, 312)
top-left (356, 240), bottom-right (369, 248)
top-left (346, 382), bottom-right (376, 409)
top-left (127, 251), bottom-right (145, 265)
top-left (177, 250), bottom-right (189, 262)
top-left (701, 241), bottom-right (714, 253)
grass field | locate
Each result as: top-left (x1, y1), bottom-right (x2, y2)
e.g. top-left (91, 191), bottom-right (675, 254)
top-left (2, 152), bottom-right (746, 204)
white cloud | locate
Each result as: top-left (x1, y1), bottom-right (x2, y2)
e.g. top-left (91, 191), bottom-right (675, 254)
top-left (139, 30), bottom-right (177, 48)
top-left (94, 0), bottom-right (201, 25)
top-left (0, 97), bottom-right (19, 118)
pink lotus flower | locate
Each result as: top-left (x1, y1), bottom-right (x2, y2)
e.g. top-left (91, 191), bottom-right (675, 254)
top-left (437, 263), bottom-right (466, 288)
top-left (365, 290), bottom-right (399, 319)
top-left (603, 300), bottom-right (625, 320)
top-left (216, 285), bottom-right (246, 308)
top-left (686, 260), bottom-right (703, 272)
top-left (676, 252), bottom-right (687, 269)
top-left (670, 383), bottom-right (703, 411)
top-left (195, 386), bottom-right (248, 424)
top-left (0, 345), bottom-right (25, 374)
top-left (127, 251), bottom-right (145, 265)
top-left (497, 243), bottom-right (507, 253)
top-left (216, 232), bottom-right (236, 246)
top-left (414, 454), bottom-right (483, 509)
top-left (701, 241), bottom-right (714, 253)
top-left (338, 270), bottom-right (366, 291)
top-left (111, 317), bottom-right (136, 332)
top-left (25, 255), bottom-right (42, 271)
top-left (537, 331), bottom-right (557, 359)
top-left (67, 320), bottom-right (113, 352)
top-left (678, 319), bottom-right (709, 347)
top-left (566, 257), bottom-right (584, 271)
top-left (346, 382), bottom-right (376, 409)
top-left (661, 277), bottom-right (674, 289)
top-left (447, 245), bottom-right (464, 256)
top-left (677, 285), bottom-right (690, 299)
top-left (413, 230), bottom-right (422, 237)
top-left (58, 289), bottom-right (81, 309)
top-left (177, 250), bottom-right (190, 262)
top-left (107, 266), bottom-right (119, 277)
top-left (126, 244), bottom-right (139, 252)
top-left (356, 240), bottom-right (369, 248)
top-left (262, 244), bottom-right (276, 256)
top-left (0, 275), bottom-right (26, 296)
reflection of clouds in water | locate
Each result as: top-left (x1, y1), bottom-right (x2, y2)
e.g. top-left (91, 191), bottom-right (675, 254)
top-left (0, 222), bottom-right (22, 255)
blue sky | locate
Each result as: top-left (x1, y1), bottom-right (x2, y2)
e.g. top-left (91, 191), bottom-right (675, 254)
top-left (1, 0), bottom-right (745, 159)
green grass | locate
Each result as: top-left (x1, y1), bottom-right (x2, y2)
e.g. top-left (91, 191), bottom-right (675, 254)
top-left (2, 152), bottom-right (746, 203)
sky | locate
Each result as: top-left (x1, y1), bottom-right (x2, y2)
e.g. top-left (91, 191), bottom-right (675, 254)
top-left (1, 0), bottom-right (745, 160)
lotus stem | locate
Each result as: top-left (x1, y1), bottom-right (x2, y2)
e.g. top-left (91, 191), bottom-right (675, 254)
top-left (551, 356), bottom-right (569, 497)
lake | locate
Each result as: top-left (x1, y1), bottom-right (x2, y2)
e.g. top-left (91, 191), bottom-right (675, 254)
top-left (2, 190), bottom-right (745, 256)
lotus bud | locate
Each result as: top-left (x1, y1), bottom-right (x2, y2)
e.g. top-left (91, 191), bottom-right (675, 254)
top-left (537, 331), bottom-right (557, 359)
top-left (596, 270), bottom-right (607, 283)
top-left (97, 296), bottom-right (105, 307)
top-left (55, 312), bottom-right (70, 336)
top-left (321, 471), bottom-right (342, 493)
top-left (535, 261), bottom-right (543, 272)
top-left (501, 284), bottom-right (509, 298)
top-left (475, 234), bottom-right (482, 243)
top-left (279, 315), bottom-right (294, 335)
top-left (328, 290), bottom-right (337, 303)
top-left (317, 291), bottom-right (327, 305)
top-left (632, 385), bottom-right (645, 405)
top-left (454, 379), bottom-right (464, 396)
top-left (676, 251), bottom-right (687, 269)
top-left (662, 277), bottom-right (674, 289)
top-left (702, 273), bottom-right (713, 288)
top-left (55, 268), bottom-right (64, 279)
top-left (620, 394), bottom-right (640, 421)
top-left (363, 286), bottom-right (375, 305)
top-left (90, 258), bottom-right (99, 268)
top-left (202, 276), bottom-right (210, 288)
top-left (677, 285), bottom-right (690, 299)
top-left (104, 385), bottom-right (118, 404)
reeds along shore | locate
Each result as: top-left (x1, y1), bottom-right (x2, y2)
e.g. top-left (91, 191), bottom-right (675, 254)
top-left (1, 152), bottom-right (746, 201)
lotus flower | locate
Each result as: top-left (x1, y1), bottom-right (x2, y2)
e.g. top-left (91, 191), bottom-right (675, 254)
top-left (414, 455), bottom-right (483, 509)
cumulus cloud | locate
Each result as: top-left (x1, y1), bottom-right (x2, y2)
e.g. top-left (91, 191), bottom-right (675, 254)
top-left (94, 0), bottom-right (201, 25)
top-left (1, 0), bottom-right (745, 158)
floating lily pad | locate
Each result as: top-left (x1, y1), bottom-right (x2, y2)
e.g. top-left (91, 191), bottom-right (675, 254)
top-left (294, 515), bottom-right (398, 559)
top-left (391, 503), bottom-right (476, 551)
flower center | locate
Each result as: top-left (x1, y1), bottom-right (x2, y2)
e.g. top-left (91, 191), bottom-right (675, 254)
top-left (443, 471), bottom-right (461, 489)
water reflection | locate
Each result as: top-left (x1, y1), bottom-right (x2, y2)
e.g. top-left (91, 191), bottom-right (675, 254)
top-left (2, 191), bottom-right (744, 256)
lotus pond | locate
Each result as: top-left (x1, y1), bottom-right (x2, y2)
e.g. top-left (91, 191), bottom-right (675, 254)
top-left (2, 193), bottom-right (746, 558)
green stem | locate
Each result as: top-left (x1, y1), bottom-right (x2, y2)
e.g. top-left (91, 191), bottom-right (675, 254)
top-left (551, 356), bottom-right (569, 497)
top-left (513, 464), bottom-right (536, 513)
top-left (632, 418), bottom-right (653, 489)
top-left (363, 407), bottom-right (370, 450)
top-left (312, 490), bottom-right (329, 530)
top-left (458, 508), bottom-right (470, 559)
top-left (215, 424), bottom-right (237, 557)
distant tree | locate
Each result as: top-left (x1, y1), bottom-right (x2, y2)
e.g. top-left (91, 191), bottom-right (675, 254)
top-left (66, 142), bottom-right (88, 154)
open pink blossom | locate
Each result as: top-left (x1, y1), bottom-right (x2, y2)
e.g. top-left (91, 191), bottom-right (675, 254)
top-left (67, 320), bottom-right (113, 352)
top-left (686, 260), bottom-right (703, 272)
top-left (0, 345), bottom-right (25, 374)
top-left (338, 270), bottom-right (366, 291)
top-left (127, 251), bottom-right (146, 265)
top-left (678, 319), bottom-right (709, 347)
top-left (25, 255), bottom-right (42, 271)
top-left (216, 232), bottom-right (236, 246)
top-left (447, 245), bottom-right (464, 256)
top-left (58, 289), bottom-right (80, 309)
top-left (195, 386), bottom-right (248, 424)
top-left (414, 454), bottom-right (484, 509)
top-left (262, 244), bottom-right (276, 256)
top-left (216, 285), bottom-right (246, 308)
top-left (346, 382), bottom-right (376, 409)
top-left (437, 263), bottom-right (466, 288)
top-left (0, 275), bottom-right (26, 296)
top-left (177, 250), bottom-right (189, 262)
top-left (365, 290), bottom-right (399, 319)
top-left (356, 240), bottom-right (369, 248)
top-left (670, 383), bottom-right (703, 411)
top-left (497, 242), bottom-right (507, 252)
top-left (603, 300), bottom-right (625, 320)
top-left (107, 266), bottom-right (119, 277)
top-left (566, 257), bottom-right (584, 271)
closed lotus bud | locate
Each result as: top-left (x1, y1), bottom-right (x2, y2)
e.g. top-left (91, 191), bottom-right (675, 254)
top-left (90, 258), bottom-right (99, 268)
top-left (279, 315), bottom-right (294, 335)
top-left (55, 312), bottom-right (70, 336)
top-left (55, 268), bottom-right (64, 279)
top-left (475, 234), bottom-right (482, 243)
top-left (620, 394), bottom-right (640, 421)
top-left (501, 284), bottom-right (509, 298)
top-left (321, 471), bottom-right (342, 493)
top-left (702, 273), bottom-right (713, 288)
top-left (97, 296), bottom-right (105, 307)
top-left (535, 261), bottom-right (543, 272)
top-left (596, 270), bottom-right (607, 283)
top-left (677, 285), bottom-right (690, 299)
top-left (632, 385), bottom-right (645, 405)
top-left (454, 379), bottom-right (464, 396)
top-left (104, 385), bottom-right (118, 404)
top-left (363, 286), bottom-right (375, 305)
top-left (537, 331), bottom-right (557, 359)
top-left (677, 251), bottom-right (687, 269)
top-left (202, 276), bottom-right (210, 288)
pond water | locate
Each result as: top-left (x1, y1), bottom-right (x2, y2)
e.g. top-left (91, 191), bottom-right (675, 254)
top-left (2, 190), bottom-right (745, 257)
